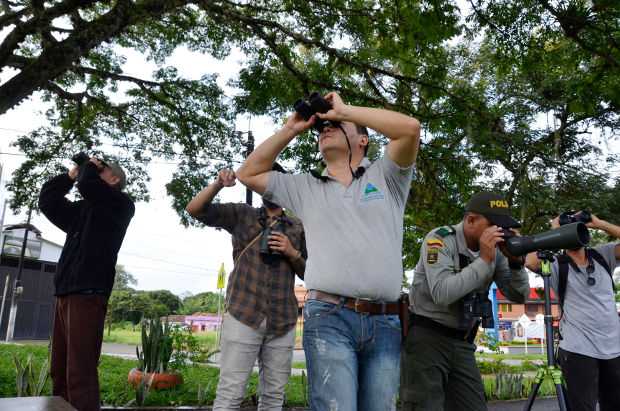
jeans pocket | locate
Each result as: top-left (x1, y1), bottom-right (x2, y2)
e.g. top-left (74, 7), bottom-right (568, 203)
top-left (377, 314), bottom-right (401, 331)
top-left (303, 300), bottom-right (340, 321)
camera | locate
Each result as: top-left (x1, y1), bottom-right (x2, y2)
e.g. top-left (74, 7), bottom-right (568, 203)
top-left (559, 210), bottom-right (592, 226)
top-left (293, 92), bottom-right (340, 132)
top-left (461, 291), bottom-right (494, 329)
top-left (71, 152), bottom-right (90, 166)
top-left (259, 220), bottom-right (286, 257)
top-left (72, 152), bottom-right (108, 169)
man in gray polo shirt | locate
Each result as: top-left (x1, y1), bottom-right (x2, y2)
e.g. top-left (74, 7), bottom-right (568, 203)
top-left (526, 212), bottom-right (620, 411)
top-left (236, 91), bottom-right (420, 411)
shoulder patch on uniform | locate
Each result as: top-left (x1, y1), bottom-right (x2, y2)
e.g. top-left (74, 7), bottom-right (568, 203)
top-left (427, 239), bottom-right (444, 249)
top-left (436, 227), bottom-right (455, 238)
top-left (427, 247), bottom-right (439, 264)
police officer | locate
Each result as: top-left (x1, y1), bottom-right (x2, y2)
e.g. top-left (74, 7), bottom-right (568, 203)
top-left (401, 192), bottom-right (530, 411)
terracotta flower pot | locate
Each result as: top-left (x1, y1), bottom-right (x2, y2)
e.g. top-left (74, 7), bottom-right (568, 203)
top-left (127, 367), bottom-right (183, 390)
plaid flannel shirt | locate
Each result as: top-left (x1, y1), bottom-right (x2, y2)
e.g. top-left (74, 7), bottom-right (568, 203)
top-left (196, 203), bottom-right (306, 336)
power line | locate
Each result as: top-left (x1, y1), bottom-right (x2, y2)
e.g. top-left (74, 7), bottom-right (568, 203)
top-left (119, 264), bottom-right (219, 278)
top-left (119, 250), bottom-right (220, 272)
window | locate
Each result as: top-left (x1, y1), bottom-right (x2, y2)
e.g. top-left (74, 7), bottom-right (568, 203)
top-left (500, 304), bottom-right (513, 313)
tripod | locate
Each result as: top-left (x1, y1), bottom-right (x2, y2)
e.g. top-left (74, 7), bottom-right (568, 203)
top-left (523, 251), bottom-right (567, 411)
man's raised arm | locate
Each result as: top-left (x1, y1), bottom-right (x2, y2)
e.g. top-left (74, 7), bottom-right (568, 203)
top-left (318, 92), bottom-right (421, 167)
top-left (236, 114), bottom-right (314, 194)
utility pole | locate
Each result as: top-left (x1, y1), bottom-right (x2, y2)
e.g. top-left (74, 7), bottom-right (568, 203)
top-left (245, 131), bottom-right (254, 206)
top-left (5, 207), bottom-right (32, 341)
top-left (235, 130), bottom-right (255, 206)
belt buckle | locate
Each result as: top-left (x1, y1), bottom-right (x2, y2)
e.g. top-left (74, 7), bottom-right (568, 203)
top-left (354, 298), bottom-right (362, 313)
top-left (379, 301), bottom-right (386, 314)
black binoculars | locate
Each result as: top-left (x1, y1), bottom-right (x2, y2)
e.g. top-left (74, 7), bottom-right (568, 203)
top-left (71, 152), bottom-right (108, 168)
top-left (559, 210), bottom-right (592, 226)
top-left (259, 220), bottom-right (286, 257)
top-left (293, 92), bottom-right (339, 132)
top-left (461, 291), bottom-right (495, 329)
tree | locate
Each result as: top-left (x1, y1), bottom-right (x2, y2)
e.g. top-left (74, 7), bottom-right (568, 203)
top-left (113, 264), bottom-right (137, 290)
top-left (146, 289), bottom-right (182, 314)
top-left (181, 291), bottom-right (220, 314)
top-left (3, 0), bottom-right (619, 267)
top-left (106, 288), bottom-right (174, 331)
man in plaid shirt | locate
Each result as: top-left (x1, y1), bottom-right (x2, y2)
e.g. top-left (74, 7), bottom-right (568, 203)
top-left (186, 168), bottom-right (306, 411)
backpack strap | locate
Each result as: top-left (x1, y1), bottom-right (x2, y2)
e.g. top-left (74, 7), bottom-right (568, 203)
top-left (556, 254), bottom-right (571, 309)
top-left (556, 248), bottom-right (616, 309)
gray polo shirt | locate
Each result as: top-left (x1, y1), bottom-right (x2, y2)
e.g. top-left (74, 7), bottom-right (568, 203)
top-left (264, 155), bottom-right (413, 302)
top-left (550, 243), bottom-right (620, 359)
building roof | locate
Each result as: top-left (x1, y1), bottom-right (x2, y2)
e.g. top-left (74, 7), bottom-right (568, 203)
top-left (161, 315), bottom-right (186, 323)
top-left (496, 287), bottom-right (558, 303)
top-left (3, 224), bottom-right (42, 235)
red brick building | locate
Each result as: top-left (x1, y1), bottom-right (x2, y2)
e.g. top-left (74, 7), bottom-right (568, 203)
top-left (496, 288), bottom-right (560, 321)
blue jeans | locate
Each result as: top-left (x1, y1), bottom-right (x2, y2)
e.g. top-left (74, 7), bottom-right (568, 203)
top-left (303, 299), bottom-right (401, 411)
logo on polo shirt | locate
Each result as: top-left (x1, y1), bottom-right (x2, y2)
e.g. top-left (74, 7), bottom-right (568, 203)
top-left (361, 182), bottom-right (384, 202)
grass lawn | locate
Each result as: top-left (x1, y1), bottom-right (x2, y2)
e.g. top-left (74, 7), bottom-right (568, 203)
top-left (1, 343), bottom-right (556, 405)
top-left (0, 343), bottom-right (307, 406)
top-left (103, 328), bottom-right (217, 347)
top-left (476, 353), bottom-right (546, 361)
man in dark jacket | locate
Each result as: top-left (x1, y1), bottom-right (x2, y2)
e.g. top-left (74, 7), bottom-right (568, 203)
top-left (39, 157), bottom-right (135, 411)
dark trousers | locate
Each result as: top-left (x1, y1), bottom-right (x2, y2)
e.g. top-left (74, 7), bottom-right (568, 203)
top-left (51, 294), bottom-right (108, 411)
top-left (558, 348), bottom-right (620, 411)
top-left (401, 325), bottom-right (487, 411)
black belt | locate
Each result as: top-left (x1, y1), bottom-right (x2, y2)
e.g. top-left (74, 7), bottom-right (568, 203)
top-left (411, 313), bottom-right (469, 340)
top-left (75, 288), bottom-right (108, 296)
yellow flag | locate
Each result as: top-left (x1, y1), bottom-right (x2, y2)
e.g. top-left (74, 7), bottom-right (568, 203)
top-left (217, 263), bottom-right (226, 289)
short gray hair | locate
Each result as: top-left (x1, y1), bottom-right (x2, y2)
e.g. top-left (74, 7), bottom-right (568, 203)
top-left (106, 162), bottom-right (127, 190)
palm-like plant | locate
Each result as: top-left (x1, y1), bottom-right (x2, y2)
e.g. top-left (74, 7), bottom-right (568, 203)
top-left (136, 317), bottom-right (173, 373)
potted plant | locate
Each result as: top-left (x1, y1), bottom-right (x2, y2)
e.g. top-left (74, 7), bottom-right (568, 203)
top-left (127, 317), bottom-right (183, 390)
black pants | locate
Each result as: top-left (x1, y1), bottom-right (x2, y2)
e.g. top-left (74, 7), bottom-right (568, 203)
top-left (558, 348), bottom-right (620, 411)
top-left (401, 325), bottom-right (486, 411)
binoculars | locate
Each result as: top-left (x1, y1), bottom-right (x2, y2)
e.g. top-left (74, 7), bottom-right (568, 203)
top-left (293, 92), bottom-right (340, 132)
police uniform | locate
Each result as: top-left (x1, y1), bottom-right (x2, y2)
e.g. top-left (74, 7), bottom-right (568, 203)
top-left (401, 192), bottom-right (530, 411)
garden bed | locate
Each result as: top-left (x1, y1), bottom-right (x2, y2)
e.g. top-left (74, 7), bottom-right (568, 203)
top-left (1, 343), bottom-right (556, 406)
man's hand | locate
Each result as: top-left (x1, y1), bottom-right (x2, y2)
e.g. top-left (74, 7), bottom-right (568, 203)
top-left (68, 165), bottom-right (79, 180)
top-left (498, 229), bottom-right (525, 268)
top-left (316, 92), bottom-right (351, 122)
top-left (284, 112), bottom-right (316, 135)
top-left (89, 157), bottom-right (105, 171)
top-left (268, 231), bottom-right (299, 259)
top-left (216, 169), bottom-right (236, 188)
top-left (480, 226), bottom-right (505, 264)
top-left (550, 215), bottom-right (560, 229)
top-left (585, 213), bottom-right (604, 229)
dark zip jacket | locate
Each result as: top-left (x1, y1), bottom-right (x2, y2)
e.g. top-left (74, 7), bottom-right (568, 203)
top-left (38, 163), bottom-right (135, 296)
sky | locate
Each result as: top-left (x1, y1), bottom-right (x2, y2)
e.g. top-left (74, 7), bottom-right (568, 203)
top-left (0, 45), bottom-right (286, 297)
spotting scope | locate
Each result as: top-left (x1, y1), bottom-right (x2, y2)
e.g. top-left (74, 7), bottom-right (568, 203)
top-left (505, 222), bottom-right (590, 256)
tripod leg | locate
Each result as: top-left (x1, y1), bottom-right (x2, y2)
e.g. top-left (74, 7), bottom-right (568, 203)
top-left (554, 383), bottom-right (567, 411)
top-left (522, 382), bottom-right (541, 411)
top-left (550, 367), bottom-right (568, 411)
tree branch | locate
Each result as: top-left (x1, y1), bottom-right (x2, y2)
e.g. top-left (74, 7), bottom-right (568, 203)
top-left (0, 0), bottom-right (194, 115)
